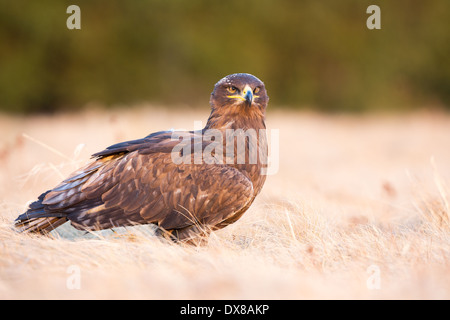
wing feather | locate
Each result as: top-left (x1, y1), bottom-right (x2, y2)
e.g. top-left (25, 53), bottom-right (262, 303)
top-left (22, 130), bottom-right (255, 235)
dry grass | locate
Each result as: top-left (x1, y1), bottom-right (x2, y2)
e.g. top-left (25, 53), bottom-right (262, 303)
top-left (0, 105), bottom-right (449, 299)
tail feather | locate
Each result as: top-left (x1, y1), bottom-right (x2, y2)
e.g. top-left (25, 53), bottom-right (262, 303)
top-left (15, 196), bottom-right (68, 234)
top-left (15, 216), bottom-right (68, 234)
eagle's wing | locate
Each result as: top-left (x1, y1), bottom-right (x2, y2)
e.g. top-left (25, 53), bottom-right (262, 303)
top-left (39, 131), bottom-right (254, 234)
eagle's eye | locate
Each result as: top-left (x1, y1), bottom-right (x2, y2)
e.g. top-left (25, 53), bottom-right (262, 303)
top-left (254, 87), bottom-right (261, 94)
top-left (227, 86), bottom-right (238, 94)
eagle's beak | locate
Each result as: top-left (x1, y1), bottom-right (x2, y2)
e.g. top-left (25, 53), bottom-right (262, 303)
top-left (242, 85), bottom-right (253, 107)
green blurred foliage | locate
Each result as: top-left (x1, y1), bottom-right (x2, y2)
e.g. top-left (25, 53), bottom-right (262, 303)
top-left (0, 0), bottom-right (449, 113)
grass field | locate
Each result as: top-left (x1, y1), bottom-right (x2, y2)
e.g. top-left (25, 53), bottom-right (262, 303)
top-left (0, 105), bottom-right (449, 299)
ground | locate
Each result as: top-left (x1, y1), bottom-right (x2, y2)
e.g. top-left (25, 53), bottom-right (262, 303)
top-left (0, 105), bottom-right (449, 299)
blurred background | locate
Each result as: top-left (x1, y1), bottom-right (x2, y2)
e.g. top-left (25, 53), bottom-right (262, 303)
top-left (1, 1), bottom-right (450, 300)
top-left (0, 0), bottom-right (449, 114)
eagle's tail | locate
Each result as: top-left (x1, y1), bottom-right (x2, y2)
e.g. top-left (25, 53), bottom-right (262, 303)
top-left (15, 192), bottom-right (68, 234)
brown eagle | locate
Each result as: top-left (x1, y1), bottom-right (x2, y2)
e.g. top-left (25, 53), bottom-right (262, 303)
top-left (15, 73), bottom-right (269, 244)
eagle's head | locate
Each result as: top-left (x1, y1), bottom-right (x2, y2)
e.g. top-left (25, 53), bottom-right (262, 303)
top-left (209, 73), bottom-right (269, 117)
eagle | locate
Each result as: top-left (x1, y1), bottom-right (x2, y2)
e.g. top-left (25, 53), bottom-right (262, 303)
top-left (15, 73), bottom-right (269, 244)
